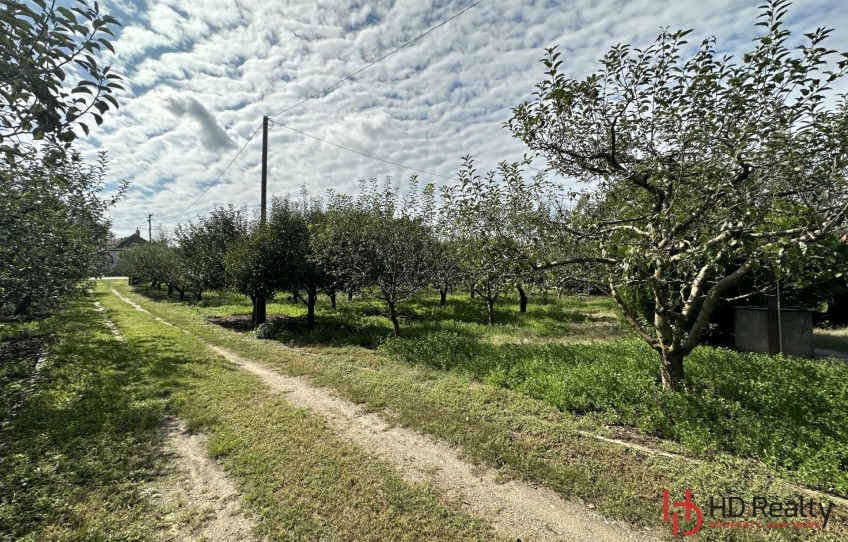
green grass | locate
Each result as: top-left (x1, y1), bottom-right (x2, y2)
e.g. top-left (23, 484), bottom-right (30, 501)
top-left (107, 281), bottom-right (848, 541)
top-left (814, 325), bottom-right (848, 352)
top-left (94, 286), bottom-right (501, 542)
top-left (381, 333), bottom-right (848, 495)
top-left (0, 297), bottom-right (169, 541)
top-left (1, 291), bottom-right (501, 541)
top-left (132, 283), bottom-right (625, 348)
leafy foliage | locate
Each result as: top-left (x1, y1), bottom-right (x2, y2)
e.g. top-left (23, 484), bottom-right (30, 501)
top-left (118, 241), bottom-right (202, 299)
top-left (269, 195), bottom-right (335, 329)
top-left (313, 178), bottom-right (439, 336)
top-left (1, 0), bottom-right (124, 149)
top-left (0, 145), bottom-right (123, 315)
top-left (224, 225), bottom-right (285, 305)
top-left (173, 205), bottom-right (248, 298)
top-left (441, 157), bottom-right (552, 324)
top-left (507, 0), bottom-right (848, 389)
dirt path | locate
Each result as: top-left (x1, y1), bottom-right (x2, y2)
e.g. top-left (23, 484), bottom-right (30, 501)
top-left (148, 418), bottom-right (262, 542)
top-left (209, 345), bottom-right (652, 542)
top-left (97, 292), bottom-right (261, 541)
top-left (109, 287), bottom-right (653, 541)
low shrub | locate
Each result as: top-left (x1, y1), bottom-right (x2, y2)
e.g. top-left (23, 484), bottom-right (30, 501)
top-left (253, 322), bottom-right (278, 340)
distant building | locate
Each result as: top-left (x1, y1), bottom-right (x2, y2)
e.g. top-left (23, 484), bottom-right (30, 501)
top-left (103, 228), bottom-right (147, 270)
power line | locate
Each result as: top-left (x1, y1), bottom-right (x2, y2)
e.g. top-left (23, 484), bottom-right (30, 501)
top-left (155, 1), bottom-right (484, 224)
top-left (268, 0), bottom-right (486, 121)
top-left (269, 119), bottom-right (454, 180)
top-left (163, 122), bottom-right (264, 222)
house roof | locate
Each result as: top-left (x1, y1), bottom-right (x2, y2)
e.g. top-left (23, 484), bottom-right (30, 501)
top-left (111, 229), bottom-right (148, 250)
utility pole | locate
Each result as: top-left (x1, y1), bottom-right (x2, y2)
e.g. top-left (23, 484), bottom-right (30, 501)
top-left (147, 214), bottom-right (153, 242)
top-left (254, 116), bottom-right (269, 325)
top-left (260, 115), bottom-right (269, 225)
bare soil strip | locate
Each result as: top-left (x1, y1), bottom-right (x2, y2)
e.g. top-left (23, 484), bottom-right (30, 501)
top-left (109, 287), bottom-right (651, 541)
top-left (92, 297), bottom-right (124, 341)
top-left (148, 417), bottom-right (262, 542)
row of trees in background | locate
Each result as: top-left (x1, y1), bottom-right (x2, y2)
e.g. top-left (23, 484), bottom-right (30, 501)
top-left (121, 169), bottom-right (559, 335)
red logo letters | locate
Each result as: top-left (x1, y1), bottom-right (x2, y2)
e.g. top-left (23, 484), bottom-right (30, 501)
top-left (664, 489), bottom-right (704, 536)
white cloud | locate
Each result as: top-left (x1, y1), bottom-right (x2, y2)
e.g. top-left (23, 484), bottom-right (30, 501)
top-left (78, 0), bottom-right (848, 235)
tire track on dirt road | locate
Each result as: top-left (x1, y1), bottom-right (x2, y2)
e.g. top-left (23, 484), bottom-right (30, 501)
top-left (99, 292), bottom-right (262, 541)
top-left (110, 287), bottom-right (655, 542)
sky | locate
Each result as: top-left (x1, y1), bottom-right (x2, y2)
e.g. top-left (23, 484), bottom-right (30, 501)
top-left (75, 0), bottom-right (848, 237)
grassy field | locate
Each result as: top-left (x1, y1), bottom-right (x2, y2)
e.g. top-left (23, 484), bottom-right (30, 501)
top-left (106, 282), bottom-right (848, 541)
top-left (0, 292), bottom-right (501, 541)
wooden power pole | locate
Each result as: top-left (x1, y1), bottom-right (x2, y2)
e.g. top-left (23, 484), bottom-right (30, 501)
top-left (254, 116), bottom-right (269, 325)
top-left (147, 214), bottom-right (153, 242)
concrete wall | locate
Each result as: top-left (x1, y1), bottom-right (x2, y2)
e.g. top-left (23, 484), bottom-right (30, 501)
top-left (734, 307), bottom-right (813, 357)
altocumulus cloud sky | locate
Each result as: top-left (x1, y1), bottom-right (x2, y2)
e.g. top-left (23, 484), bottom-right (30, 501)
top-left (79, 0), bottom-right (848, 236)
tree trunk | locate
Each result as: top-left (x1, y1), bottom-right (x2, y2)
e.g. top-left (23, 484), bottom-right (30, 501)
top-left (252, 294), bottom-right (267, 326)
top-left (14, 294), bottom-right (31, 316)
top-left (167, 284), bottom-right (174, 297)
top-left (329, 291), bottom-right (337, 309)
top-left (828, 290), bottom-right (848, 325)
top-left (439, 288), bottom-right (447, 306)
top-left (291, 288), bottom-right (299, 304)
top-left (348, 290), bottom-right (353, 301)
top-left (486, 298), bottom-right (495, 325)
top-left (518, 286), bottom-right (528, 313)
top-left (470, 288), bottom-right (475, 299)
top-left (196, 290), bottom-right (203, 301)
top-left (542, 288), bottom-right (548, 305)
top-left (306, 287), bottom-right (317, 330)
top-left (178, 288), bottom-right (185, 301)
top-left (388, 301), bottom-right (401, 337)
top-left (659, 350), bottom-right (685, 392)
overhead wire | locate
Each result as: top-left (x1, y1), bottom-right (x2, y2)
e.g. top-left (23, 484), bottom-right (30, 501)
top-left (156, 0), bottom-right (484, 225)
top-left (268, 0), bottom-right (486, 120)
top-left (268, 119), bottom-right (454, 180)
top-left (162, 121), bottom-right (264, 222)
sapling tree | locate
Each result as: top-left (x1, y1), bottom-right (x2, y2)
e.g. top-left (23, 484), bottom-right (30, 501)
top-left (441, 157), bottom-right (551, 324)
top-left (225, 224), bottom-right (285, 326)
top-left (268, 195), bottom-right (334, 330)
top-left (507, 0), bottom-right (848, 390)
top-left (174, 205), bottom-right (247, 301)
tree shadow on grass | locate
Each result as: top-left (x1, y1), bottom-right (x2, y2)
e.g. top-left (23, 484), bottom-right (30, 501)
top-left (0, 299), bottom-right (173, 539)
top-left (408, 295), bottom-right (599, 329)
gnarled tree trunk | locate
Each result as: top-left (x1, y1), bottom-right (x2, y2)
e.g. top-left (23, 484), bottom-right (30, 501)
top-left (517, 286), bottom-right (528, 313)
top-left (388, 300), bottom-right (401, 337)
top-left (658, 350), bottom-right (685, 392)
